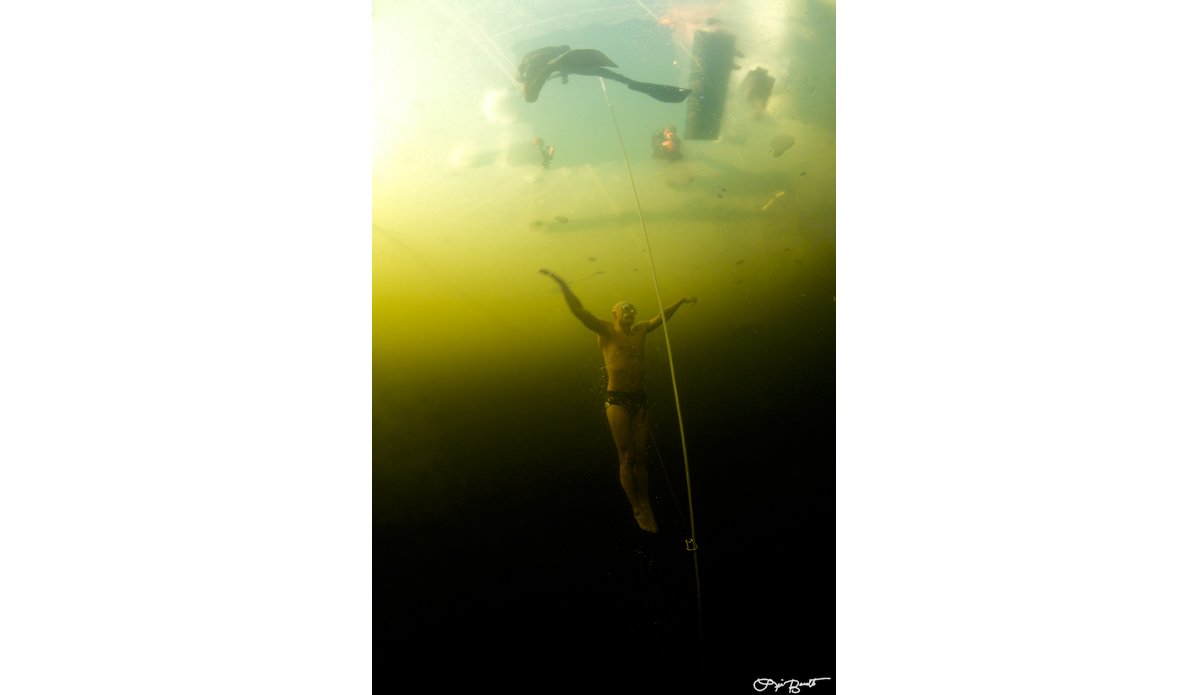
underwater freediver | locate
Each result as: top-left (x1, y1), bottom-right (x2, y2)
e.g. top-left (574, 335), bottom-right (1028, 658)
top-left (533, 137), bottom-right (554, 168)
top-left (651, 125), bottom-right (682, 161)
top-left (540, 268), bottom-right (697, 533)
top-left (517, 46), bottom-right (691, 104)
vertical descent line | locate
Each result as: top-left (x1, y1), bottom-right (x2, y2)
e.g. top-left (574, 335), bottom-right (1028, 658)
top-left (598, 78), bottom-right (702, 645)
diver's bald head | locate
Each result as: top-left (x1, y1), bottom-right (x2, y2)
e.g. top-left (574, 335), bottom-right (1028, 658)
top-left (612, 301), bottom-right (637, 323)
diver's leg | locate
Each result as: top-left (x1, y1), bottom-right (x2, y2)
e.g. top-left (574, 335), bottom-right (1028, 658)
top-left (630, 407), bottom-right (657, 532)
top-left (607, 404), bottom-right (655, 532)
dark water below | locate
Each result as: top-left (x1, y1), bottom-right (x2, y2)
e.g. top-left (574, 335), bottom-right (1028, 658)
top-left (376, 250), bottom-right (835, 690)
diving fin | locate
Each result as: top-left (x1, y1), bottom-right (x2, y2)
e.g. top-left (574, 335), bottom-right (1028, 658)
top-left (577, 66), bottom-right (692, 104)
top-left (624, 80), bottom-right (692, 103)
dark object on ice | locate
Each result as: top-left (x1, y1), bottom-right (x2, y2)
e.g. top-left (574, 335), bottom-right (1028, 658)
top-left (736, 260), bottom-right (744, 265)
top-left (532, 220), bottom-right (544, 227)
top-left (554, 216), bottom-right (569, 223)
top-left (651, 125), bottom-right (682, 161)
top-left (518, 46), bottom-right (691, 104)
top-left (533, 137), bottom-right (555, 168)
top-left (566, 270), bottom-right (605, 285)
top-left (685, 31), bottom-right (741, 140)
top-left (770, 134), bottom-right (795, 157)
top-left (588, 257), bottom-right (597, 262)
top-left (741, 67), bottom-right (775, 118)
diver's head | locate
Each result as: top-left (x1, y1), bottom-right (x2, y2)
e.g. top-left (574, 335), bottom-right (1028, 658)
top-left (612, 301), bottom-right (637, 325)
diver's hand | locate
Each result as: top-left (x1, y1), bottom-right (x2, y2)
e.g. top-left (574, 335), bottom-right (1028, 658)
top-left (683, 296), bottom-right (697, 304)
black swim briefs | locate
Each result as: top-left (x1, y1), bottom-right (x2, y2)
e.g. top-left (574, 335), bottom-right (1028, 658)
top-left (605, 390), bottom-right (647, 418)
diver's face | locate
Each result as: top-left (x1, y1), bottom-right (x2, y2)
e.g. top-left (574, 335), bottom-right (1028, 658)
top-left (614, 302), bottom-right (637, 324)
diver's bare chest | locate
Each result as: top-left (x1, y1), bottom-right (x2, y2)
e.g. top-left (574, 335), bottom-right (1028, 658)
top-left (600, 333), bottom-right (645, 360)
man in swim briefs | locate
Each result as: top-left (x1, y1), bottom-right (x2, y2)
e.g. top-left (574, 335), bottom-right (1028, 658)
top-left (540, 268), bottom-right (697, 533)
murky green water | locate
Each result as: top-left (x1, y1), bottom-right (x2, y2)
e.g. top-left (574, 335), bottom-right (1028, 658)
top-left (374, 0), bottom-right (835, 688)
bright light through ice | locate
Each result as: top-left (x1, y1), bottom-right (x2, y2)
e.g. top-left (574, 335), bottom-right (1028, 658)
top-left (482, 90), bottom-right (518, 124)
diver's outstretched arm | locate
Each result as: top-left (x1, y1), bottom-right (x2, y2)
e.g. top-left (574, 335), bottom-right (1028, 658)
top-left (540, 269), bottom-right (611, 334)
top-left (644, 297), bottom-right (697, 333)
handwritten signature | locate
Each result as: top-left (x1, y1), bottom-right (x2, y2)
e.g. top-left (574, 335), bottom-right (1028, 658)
top-left (754, 678), bottom-right (831, 693)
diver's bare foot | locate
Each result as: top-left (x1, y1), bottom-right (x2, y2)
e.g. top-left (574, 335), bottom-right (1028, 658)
top-left (634, 509), bottom-right (658, 533)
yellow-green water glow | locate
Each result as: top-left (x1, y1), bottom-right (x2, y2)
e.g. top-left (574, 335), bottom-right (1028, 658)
top-left (374, 0), bottom-right (834, 520)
